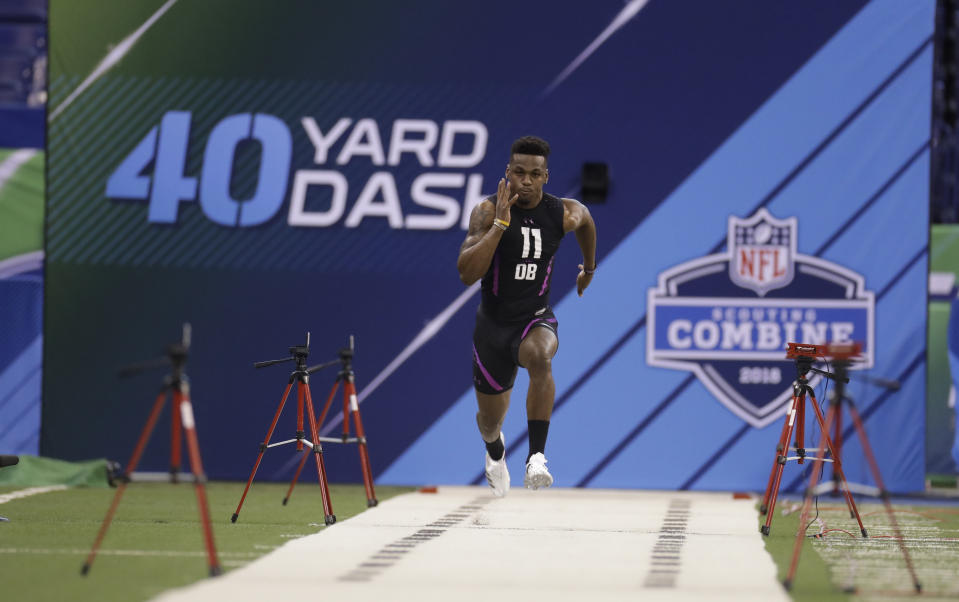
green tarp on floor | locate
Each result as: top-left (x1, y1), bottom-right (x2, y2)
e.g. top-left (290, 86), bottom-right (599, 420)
top-left (0, 455), bottom-right (110, 487)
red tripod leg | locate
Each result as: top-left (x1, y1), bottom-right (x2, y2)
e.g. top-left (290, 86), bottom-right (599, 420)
top-left (304, 383), bottom-right (336, 525)
top-left (316, 381), bottom-right (339, 428)
top-left (763, 392), bottom-right (802, 536)
top-left (284, 381), bottom-right (340, 510)
top-left (832, 397), bottom-right (843, 496)
top-left (826, 401), bottom-right (855, 517)
top-left (283, 446), bottom-right (311, 506)
top-left (783, 418), bottom-right (831, 591)
top-left (795, 396), bottom-right (806, 465)
top-left (345, 379), bottom-right (377, 506)
top-left (176, 390), bottom-right (222, 577)
top-left (341, 382), bottom-right (351, 441)
top-left (171, 397), bottom-right (182, 482)
top-left (82, 390), bottom-right (168, 575)
top-left (809, 397), bottom-right (866, 536)
top-left (296, 383), bottom-right (305, 452)
top-left (232, 383), bottom-right (294, 523)
top-left (284, 381), bottom-right (339, 509)
top-left (847, 403), bottom-right (922, 592)
top-left (762, 399), bottom-right (797, 514)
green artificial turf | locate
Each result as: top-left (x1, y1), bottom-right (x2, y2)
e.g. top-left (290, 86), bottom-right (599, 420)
top-left (0, 149), bottom-right (44, 260)
top-left (759, 499), bottom-right (851, 602)
top-left (6, 482), bottom-right (958, 601)
top-left (761, 497), bottom-right (959, 601)
top-left (0, 481), bottom-right (411, 602)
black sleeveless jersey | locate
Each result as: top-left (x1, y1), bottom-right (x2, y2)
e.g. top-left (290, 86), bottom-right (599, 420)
top-left (480, 192), bottom-right (566, 322)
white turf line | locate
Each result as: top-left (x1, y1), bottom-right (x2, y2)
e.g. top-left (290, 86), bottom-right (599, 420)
top-left (0, 548), bottom-right (260, 560)
top-left (154, 487), bottom-right (789, 602)
top-left (0, 485), bottom-right (68, 504)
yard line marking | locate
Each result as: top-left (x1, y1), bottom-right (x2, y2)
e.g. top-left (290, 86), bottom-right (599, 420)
top-left (337, 497), bottom-right (490, 583)
top-left (0, 547), bottom-right (259, 558)
top-left (0, 250), bottom-right (44, 279)
top-left (0, 149), bottom-right (38, 194)
top-left (0, 485), bottom-right (67, 504)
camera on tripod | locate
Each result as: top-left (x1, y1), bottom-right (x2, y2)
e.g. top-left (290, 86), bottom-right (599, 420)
top-left (822, 341), bottom-right (862, 361)
top-left (785, 341), bottom-right (863, 362)
top-left (785, 342), bottom-right (827, 361)
top-left (785, 342), bottom-right (853, 384)
top-left (763, 338), bottom-right (920, 592)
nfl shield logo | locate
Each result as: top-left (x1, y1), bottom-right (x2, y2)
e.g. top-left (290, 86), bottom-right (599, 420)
top-left (647, 206), bottom-right (875, 428)
top-left (728, 208), bottom-right (796, 296)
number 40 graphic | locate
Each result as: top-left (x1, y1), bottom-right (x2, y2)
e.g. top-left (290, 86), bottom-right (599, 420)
top-left (106, 111), bottom-right (293, 226)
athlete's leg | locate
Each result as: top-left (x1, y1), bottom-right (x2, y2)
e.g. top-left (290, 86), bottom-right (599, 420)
top-left (518, 326), bottom-right (558, 489)
top-left (518, 326), bottom-right (559, 421)
top-left (475, 389), bottom-right (512, 443)
top-left (476, 389), bottom-right (512, 496)
top-left (472, 310), bottom-right (515, 442)
top-left (472, 310), bottom-right (519, 496)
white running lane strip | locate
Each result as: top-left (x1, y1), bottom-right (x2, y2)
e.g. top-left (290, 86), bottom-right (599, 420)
top-left (0, 485), bottom-right (68, 504)
top-left (154, 487), bottom-right (789, 602)
top-left (48, 0), bottom-right (179, 122)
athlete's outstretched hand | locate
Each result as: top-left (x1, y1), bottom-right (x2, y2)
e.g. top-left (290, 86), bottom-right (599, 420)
top-left (496, 178), bottom-right (519, 223)
top-left (577, 264), bottom-right (593, 296)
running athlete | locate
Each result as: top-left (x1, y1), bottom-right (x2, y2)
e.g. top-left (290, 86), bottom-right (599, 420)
top-left (456, 136), bottom-right (597, 497)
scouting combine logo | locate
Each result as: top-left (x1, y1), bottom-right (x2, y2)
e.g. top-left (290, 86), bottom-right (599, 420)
top-left (647, 208), bottom-right (874, 428)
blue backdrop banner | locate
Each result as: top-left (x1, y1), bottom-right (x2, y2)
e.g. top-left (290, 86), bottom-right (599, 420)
top-left (44, 0), bottom-right (930, 492)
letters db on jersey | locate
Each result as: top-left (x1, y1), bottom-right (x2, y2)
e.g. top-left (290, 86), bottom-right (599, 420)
top-left (646, 208), bottom-right (875, 428)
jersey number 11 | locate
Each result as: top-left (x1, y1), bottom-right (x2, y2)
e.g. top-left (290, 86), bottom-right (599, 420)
top-left (515, 227), bottom-right (542, 280)
top-left (521, 227), bottom-right (542, 259)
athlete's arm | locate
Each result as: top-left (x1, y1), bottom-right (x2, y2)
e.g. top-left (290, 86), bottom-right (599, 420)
top-left (457, 179), bottom-right (517, 285)
top-left (563, 198), bottom-right (597, 296)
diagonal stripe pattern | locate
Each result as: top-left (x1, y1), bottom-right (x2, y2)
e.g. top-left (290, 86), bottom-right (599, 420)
top-left (383, 0), bottom-right (933, 493)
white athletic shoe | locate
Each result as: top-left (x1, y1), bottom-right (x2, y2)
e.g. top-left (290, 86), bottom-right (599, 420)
top-left (524, 452), bottom-right (553, 490)
top-left (484, 433), bottom-right (509, 497)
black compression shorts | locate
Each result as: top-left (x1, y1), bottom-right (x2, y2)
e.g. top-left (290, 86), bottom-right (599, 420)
top-left (471, 306), bottom-right (558, 394)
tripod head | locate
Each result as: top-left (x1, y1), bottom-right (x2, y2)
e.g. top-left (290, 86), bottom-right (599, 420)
top-left (254, 332), bottom-right (310, 370)
top-left (822, 341), bottom-right (900, 392)
top-left (786, 342), bottom-right (848, 384)
top-left (118, 323), bottom-right (192, 380)
top-left (165, 323), bottom-right (190, 372)
top-left (336, 335), bottom-right (355, 370)
top-left (253, 332), bottom-right (338, 375)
